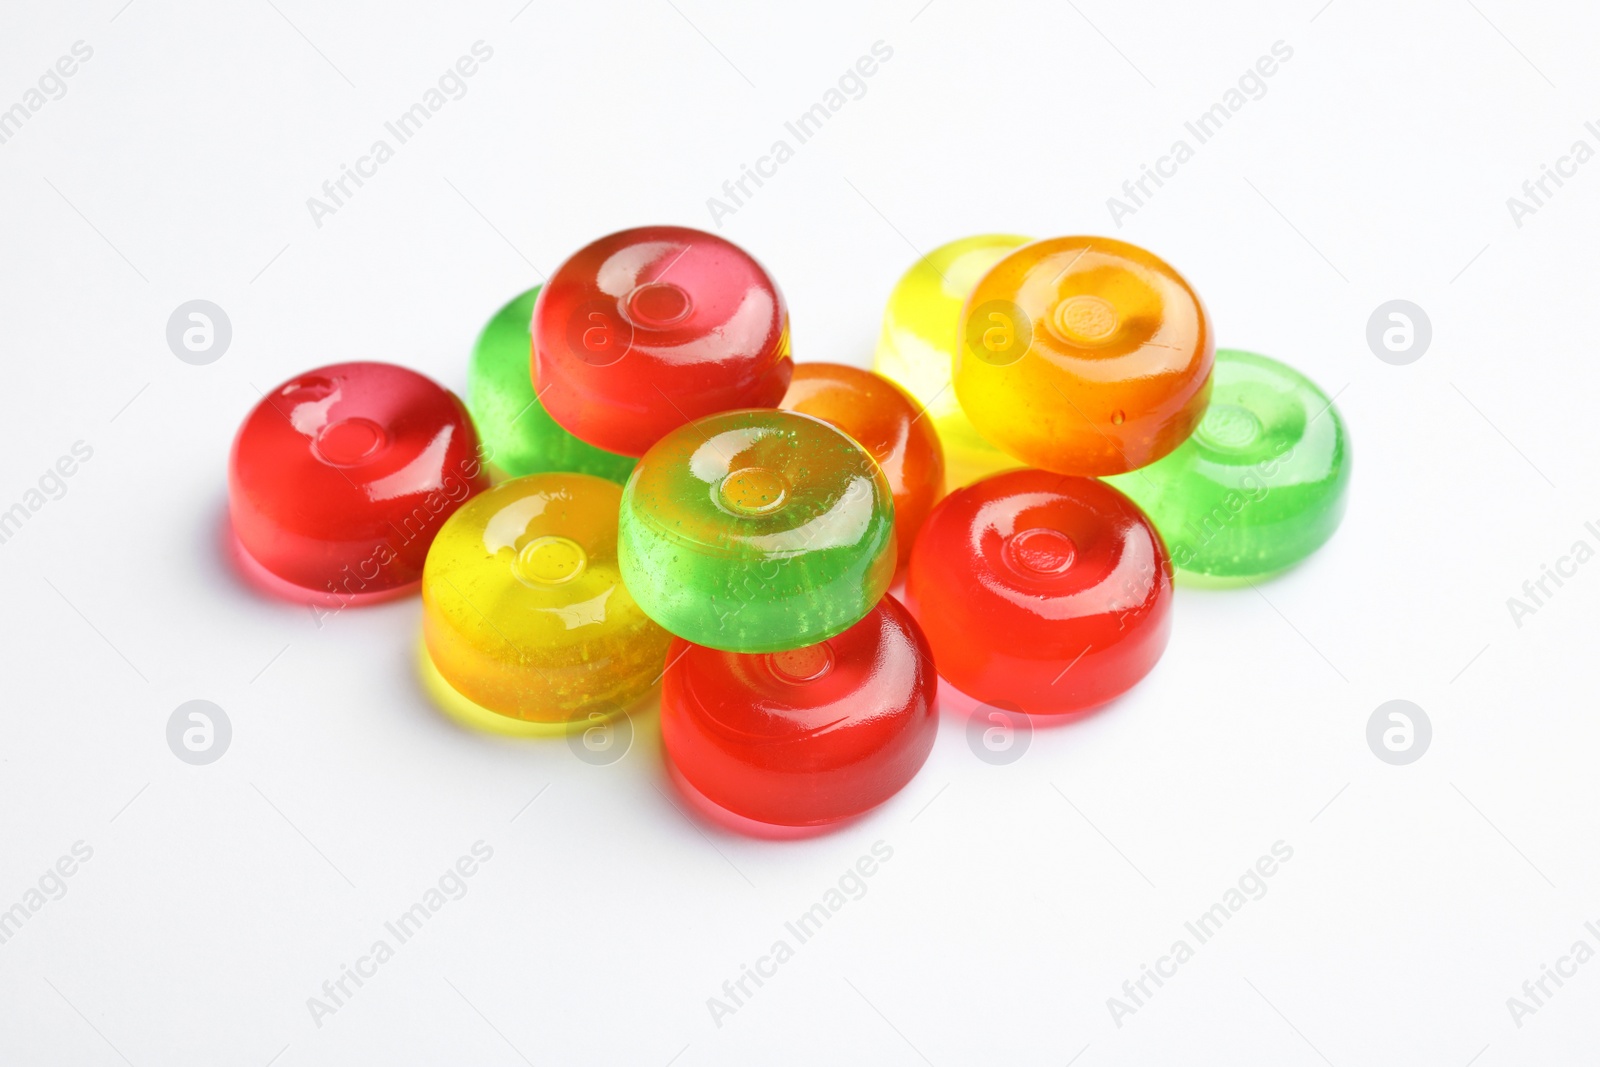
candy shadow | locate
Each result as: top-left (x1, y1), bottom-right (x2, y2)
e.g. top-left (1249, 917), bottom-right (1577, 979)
top-left (412, 631), bottom-right (662, 751)
top-left (933, 671), bottom-right (1139, 730)
top-left (1172, 561), bottom-right (1304, 592)
top-left (212, 499), bottom-right (421, 608)
top-left (657, 758), bottom-right (872, 842)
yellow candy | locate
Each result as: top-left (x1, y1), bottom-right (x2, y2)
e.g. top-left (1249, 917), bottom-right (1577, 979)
top-left (420, 473), bottom-right (671, 728)
top-left (872, 234), bottom-right (1032, 488)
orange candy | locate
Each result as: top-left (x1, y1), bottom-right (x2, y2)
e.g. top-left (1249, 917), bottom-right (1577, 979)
top-left (954, 237), bottom-right (1214, 475)
top-left (781, 363), bottom-right (945, 567)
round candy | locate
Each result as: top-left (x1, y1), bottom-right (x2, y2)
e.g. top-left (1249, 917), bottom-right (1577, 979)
top-left (228, 361), bottom-right (487, 604)
top-left (662, 594), bottom-right (937, 830)
top-left (532, 226), bottom-right (792, 457)
top-left (466, 286), bottom-right (636, 484)
top-left (780, 362), bottom-right (944, 568)
top-left (619, 409), bottom-right (896, 653)
top-left (872, 234), bottom-right (1031, 488)
top-left (954, 236), bottom-right (1214, 476)
top-left (906, 469), bottom-right (1173, 715)
top-left (1107, 349), bottom-right (1350, 580)
top-left (421, 473), bottom-right (671, 729)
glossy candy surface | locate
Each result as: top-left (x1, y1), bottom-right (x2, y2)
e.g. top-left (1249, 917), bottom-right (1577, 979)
top-left (662, 594), bottom-right (937, 828)
top-left (954, 236), bottom-right (1213, 476)
top-left (872, 234), bottom-right (1031, 487)
top-left (466, 286), bottom-right (636, 484)
top-left (422, 473), bottom-right (671, 726)
top-left (1107, 349), bottom-right (1350, 579)
top-left (781, 362), bottom-right (944, 567)
top-left (532, 226), bottom-right (792, 457)
top-left (619, 409), bottom-right (896, 653)
top-left (907, 469), bottom-right (1172, 715)
top-left (229, 361), bottom-right (487, 603)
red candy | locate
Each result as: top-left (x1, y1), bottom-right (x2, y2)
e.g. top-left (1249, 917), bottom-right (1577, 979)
top-left (228, 361), bottom-right (488, 604)
top-left (661, 594), bottom-right (937, 831)
top-left (906, 470), bottom-right (1172, 715)
top-left (531, 226), bottom-right (792, 456)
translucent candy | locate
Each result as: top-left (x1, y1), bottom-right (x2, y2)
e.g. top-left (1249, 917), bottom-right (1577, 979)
top-left (619, 409), bottom-right (895, 652)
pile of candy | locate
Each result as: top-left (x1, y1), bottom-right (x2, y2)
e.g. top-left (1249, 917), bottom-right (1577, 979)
top-left (227, 226), bottom-right (1349, 837)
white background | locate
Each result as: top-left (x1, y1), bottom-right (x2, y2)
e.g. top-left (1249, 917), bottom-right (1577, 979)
top-left (1, 0), bottom-right (1596, 1063)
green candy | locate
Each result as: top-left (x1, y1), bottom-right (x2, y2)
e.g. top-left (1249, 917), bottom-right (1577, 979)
top-left (619, 409), bottom-right (896, 652)
top-left (1108, 349), bottom-right (1350, 580)
top-left (466, 287), bottom-right (636, 484)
